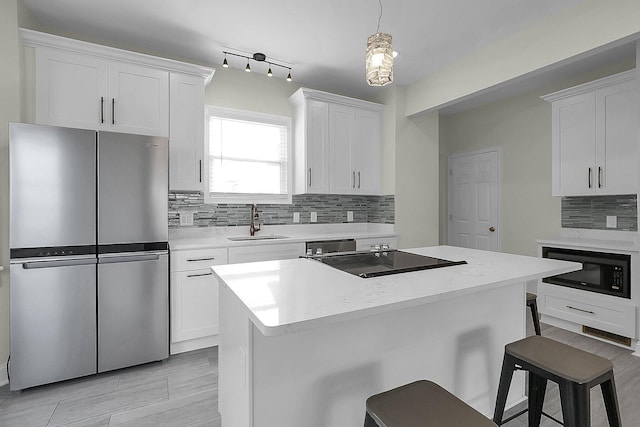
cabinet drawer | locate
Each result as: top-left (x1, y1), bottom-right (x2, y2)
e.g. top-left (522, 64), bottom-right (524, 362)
top-left (539, 285), bottom-right (636, 337)
top-left (171, 248), bottom-right (228, 272)
top-left (228, 243), bottom-right (305, 264)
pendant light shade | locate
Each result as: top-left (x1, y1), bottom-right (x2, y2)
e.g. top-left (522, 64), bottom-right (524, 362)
top-left (366, 32), bottom-right (393, 86)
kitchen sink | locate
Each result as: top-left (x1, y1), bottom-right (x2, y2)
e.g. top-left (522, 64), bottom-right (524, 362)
top-left (227, 235), bottom-right (290, 241)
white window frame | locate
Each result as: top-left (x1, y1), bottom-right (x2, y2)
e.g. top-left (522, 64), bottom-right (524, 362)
top-left (204, 105), bottom-right (293, 205)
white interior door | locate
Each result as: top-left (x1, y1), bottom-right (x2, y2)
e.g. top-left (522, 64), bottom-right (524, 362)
top-left (448, 149), bottom-right (499, 251)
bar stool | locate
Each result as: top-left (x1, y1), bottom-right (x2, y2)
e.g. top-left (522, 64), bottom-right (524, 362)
top-left (493, 335), bottom-right (621, 427)
top-left (364, 380), bottom-right (498, 427)
top-left (526, 292), bottom-right (541, 336)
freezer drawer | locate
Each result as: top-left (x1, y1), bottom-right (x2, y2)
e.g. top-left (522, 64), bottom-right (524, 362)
top-left (98, 252), bottom-right (169, 372)
top-left (9, 258), bottom-right (97, 391)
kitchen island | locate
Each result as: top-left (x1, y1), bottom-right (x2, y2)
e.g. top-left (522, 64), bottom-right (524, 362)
top-left (212, 246), bottom-right (579, 427)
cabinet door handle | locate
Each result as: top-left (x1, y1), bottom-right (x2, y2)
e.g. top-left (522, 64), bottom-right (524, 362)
top-left (187, 257), bottom-right (216, 262)
top-left (358, 171), bottom-right (361, 189)
top-left (352, 171), bottom-right (356, 188)
top-left (187, 272), bottom-right (213, 278)
top-left (199, 160), bottom-right (203, 183)
top-left (111, 98), bottom-right (115, 125)
top-left (566, 305), bottom-right (595, 315)
top-left (598, 166), bottom-right (602, 188)
top-left (100, 97), bottom-right (104, 123)
top-left (308, 168), bottom-right (311, 187)
top-left (588, 167), bottom-right (592, 189)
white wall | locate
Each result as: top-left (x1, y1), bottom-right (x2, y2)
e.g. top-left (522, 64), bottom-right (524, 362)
top-left (406, 0), bottom-right (640, 116)
top-left (439, 61), bottom-right (635, 256)
top-left (0, 0), bottom-right (22, 383)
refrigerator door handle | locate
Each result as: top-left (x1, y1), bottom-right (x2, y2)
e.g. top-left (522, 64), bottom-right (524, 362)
top-left (22, 257), bottom-right (97, 269)
top-left (98, 253), bottom-right (165, 264)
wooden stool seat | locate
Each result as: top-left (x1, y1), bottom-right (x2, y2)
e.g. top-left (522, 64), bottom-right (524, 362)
top-left (493, 336), bottom-right (621, 427)
top-left (365, 380), bottom-right (497, 427)
top-left (506, 335), bottom-right (613, 383)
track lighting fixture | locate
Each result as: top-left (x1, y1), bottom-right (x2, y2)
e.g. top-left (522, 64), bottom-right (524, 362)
top-left (222, 51), bottom-right (293, 81)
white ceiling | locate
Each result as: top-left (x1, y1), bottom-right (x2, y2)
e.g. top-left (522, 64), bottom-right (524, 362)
top-left (22, 0), bottom-right (631, 106)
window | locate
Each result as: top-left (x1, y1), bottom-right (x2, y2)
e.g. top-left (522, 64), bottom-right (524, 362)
top-left (204, 106), bottom-right (292, 204)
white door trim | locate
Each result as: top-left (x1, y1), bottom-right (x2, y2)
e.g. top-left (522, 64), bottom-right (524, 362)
top-left (447, 147), bottom-right (502, 252)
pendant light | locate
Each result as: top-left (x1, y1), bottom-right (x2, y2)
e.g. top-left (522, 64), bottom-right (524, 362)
top-left (222, 53), bottom-right (229, 68)
top-left (366, 0), bottom-right (393, 86)
top-left (245, 59), bottom-right (251, 72)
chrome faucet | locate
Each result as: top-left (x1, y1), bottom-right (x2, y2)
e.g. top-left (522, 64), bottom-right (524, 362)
top-left (250, 204), bottom-right (261, 236)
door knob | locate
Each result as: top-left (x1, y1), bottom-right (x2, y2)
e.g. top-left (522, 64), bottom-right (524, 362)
top-left (489, 227), bottom-right (495, 232)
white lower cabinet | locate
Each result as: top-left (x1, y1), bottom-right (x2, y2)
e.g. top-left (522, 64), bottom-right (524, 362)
top-left (538, 283), bottom-right (636, 339)
top-left (170, 247), bottom-right (228, 354)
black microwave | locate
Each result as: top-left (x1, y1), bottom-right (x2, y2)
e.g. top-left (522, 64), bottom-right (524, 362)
top-left (542, 247), bottom-right (630, 299)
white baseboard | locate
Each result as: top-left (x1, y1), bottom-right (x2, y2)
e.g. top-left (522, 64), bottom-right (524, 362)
top-left (170, 335), bottom-right (219, 355)
top-left (0, 362), bottom-right (8, 387)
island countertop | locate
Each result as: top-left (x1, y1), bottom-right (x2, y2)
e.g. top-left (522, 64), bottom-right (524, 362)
top-left (211, 245), bottom-right (580, 336)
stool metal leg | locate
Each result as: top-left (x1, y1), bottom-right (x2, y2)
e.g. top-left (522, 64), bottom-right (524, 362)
top-left (364, 412), bottom-right (378, 427)
top-left (528, 299), bottom-right (542, 336)
top-left (493, 353), bottom-right (516, 425)
top-left (559, 381), bottom-right (591, 427)
top-left (528, 372), bottom-right (547, 427)
top-left (601, 375), bottom-right (622, 427)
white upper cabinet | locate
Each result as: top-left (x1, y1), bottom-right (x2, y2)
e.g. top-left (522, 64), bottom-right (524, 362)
top-left (35, 48), bottom-right (109, 131)
top-left (290, 88), bottom-right (383, 195)
top-left (24, 29), bottom-right (213, 141)
top-left (544, 70), bottom-right (638, 196)
top-left (291, 95), bottom-right (330, 194)
top-left (108, 61), bottom-right (169, 136)
top-left (36, 47), bottom-right (169, 137)
top-left (169, 73), bottom-right (205, 191)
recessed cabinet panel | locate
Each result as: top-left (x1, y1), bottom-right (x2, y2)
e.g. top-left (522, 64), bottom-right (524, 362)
top-left (109, 61), bottom-right (169, 137)
top-left (35, 48), bottom-right (108, 130)
top-left (306, 100), bottom-right (330, 193)
top-left (554, 94), bottom-right (596, 196)
top-left (329, 104), bottom-right (356, 194)
top-left (598, 80), bottom-right (638, 195)
top-left (354, 109), bottom-right (382, 194)
top-left (169, 73), bottom-right (205, 191)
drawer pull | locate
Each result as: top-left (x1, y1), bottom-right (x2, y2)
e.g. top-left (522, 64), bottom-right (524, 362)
top-left (187, 272), bottom-right (213, 278)
top-left (186, 257), bottom-right (216, 262)
top-left (567, 305), bottom-right (595, 315)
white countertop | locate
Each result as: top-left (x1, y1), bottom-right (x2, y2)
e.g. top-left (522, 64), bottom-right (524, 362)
top-left (169, 223), bottom-right (397, 250)
top-left (212, 245), bottom-right (580, 336)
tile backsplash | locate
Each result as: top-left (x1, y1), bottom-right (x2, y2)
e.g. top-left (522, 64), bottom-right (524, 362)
top-left (169, 192), bottom-right (395, 228)
top-left (562, 195), bottom-right (637, 231)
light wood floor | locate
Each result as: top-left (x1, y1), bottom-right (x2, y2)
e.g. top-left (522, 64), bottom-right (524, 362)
top-left (1, 323), bottom-right (638, 426)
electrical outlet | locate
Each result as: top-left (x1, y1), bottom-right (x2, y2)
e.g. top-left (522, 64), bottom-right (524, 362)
top-left (310, 212), bottom-right (317, 223)
top-left (347, 211), bottom-right (354, 222)
top-left (293, 212), bottom-right (300, 223)
top-left (606, 215), bottom-right (617, 228)
top-left (179, 211), bottom-right (194, 226)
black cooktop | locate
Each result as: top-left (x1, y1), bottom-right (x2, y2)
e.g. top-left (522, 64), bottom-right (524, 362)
top-left (312, 250), bottom-right (467, 278)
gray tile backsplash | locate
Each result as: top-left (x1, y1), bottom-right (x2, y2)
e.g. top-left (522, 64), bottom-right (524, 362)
top-left (562, 195), bottom-right (637, 231)
top-left (169, 193), bottom-right (395, 228)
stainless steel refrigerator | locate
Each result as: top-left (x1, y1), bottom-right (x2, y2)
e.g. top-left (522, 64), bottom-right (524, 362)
top-left (9, 122), bottom-right (169, 391)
